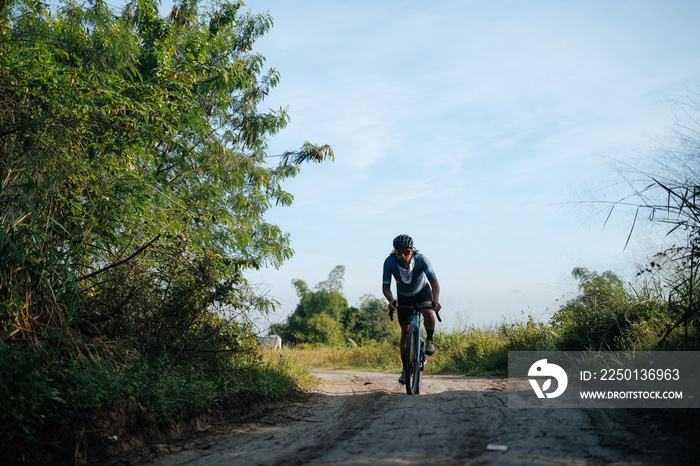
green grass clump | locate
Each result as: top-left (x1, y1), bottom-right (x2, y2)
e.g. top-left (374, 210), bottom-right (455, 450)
top-left (430, 327), bottom-right (507, 375)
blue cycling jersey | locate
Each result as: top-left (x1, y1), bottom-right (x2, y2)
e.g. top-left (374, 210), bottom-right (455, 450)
top-left (382, 252), bottom-right (437, 297)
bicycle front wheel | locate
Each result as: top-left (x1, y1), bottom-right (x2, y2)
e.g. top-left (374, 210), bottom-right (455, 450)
top-left (404, 324), bottom-right (422, 395)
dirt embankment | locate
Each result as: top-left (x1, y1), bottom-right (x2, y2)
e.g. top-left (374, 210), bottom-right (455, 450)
top-left (131, 370), bottom-right (695, 465)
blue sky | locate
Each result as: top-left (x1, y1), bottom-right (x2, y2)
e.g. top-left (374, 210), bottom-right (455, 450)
top-left (153, 1), bottom-right (700, 331)
top-left (240, 0), bottom-right (700, 332)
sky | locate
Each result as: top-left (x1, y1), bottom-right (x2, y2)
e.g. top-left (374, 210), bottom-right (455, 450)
top-left (145, 1), bottom-right (700, 332)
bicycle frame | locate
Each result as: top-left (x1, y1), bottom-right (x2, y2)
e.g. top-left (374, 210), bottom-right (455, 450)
top-left (398, 303), bottom-right (439, 395)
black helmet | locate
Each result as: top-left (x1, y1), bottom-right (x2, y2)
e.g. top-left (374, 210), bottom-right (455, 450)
top-left (393, 234), bottom-right (413, 250)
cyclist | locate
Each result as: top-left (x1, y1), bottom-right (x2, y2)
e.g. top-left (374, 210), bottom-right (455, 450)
top-left (382, 234), bottom-right (441, 384)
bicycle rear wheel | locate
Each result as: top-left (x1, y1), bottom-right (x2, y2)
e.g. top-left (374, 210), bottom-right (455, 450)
top-left (404, 324), bottom-right (422, 395)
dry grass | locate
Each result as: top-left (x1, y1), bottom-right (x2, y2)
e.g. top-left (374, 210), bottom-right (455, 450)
top-left (263, 323), bottom-right (548, 377)
top-left (261, 342), bottom-right (402, 374)
top-left (259, 315), bottom-right (573, 378)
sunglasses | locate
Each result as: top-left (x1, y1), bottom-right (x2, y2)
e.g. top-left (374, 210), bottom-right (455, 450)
top-left (396, 248), bottom-right (413, 256)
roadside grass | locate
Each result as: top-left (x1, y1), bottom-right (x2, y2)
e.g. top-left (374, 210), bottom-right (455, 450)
top-left (272, 320), bottom-right (557, 377)
top-left (259, 346), bottom-right (320, 390)
top-left (263, 341), bottom-right (403, 374)
top-left (260, 311), bottom-right (700, 382)
top-left (429, 326), bottom-right (509, 375)
top-left (274, 316), bottom-right (560, 377)
top-left (6, 311), bottom-right (694, 462)
top-left (0, 343), bottom-right (314, 451)
top-left (272, 333), bottom-right (508, 377)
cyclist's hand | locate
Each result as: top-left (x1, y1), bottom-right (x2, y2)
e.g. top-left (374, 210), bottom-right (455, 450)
top-left (432, 301), bottom-right (442, 312)
top-left (387, 300), bottom-right (397, 321)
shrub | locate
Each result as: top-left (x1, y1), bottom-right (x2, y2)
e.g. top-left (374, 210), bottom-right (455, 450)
top-left (432, 327), bottom-right (508, 375)
top-left (501, 315), bottom-right (558, 351)
top-left (551, 268), bottom-right (631, 350)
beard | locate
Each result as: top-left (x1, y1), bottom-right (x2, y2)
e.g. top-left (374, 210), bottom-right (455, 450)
top-left (398, 256), bottom-right (411, 268)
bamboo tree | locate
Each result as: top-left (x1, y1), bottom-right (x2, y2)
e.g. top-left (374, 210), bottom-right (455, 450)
top-left (0, 0), bottom-right (333, 356)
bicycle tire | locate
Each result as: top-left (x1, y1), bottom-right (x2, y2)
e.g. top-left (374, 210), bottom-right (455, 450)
top-left (404, 324), bottom-right (422, 395)
top-left (413, 338), bottom-right (422, 394)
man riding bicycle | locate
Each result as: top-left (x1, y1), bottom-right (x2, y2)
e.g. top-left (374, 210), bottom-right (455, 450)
top-left (382, 234), bottom-right (442, 384)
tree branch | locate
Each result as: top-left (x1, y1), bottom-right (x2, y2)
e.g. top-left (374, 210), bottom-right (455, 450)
top-left (79, 234), bottom-right (161, 281)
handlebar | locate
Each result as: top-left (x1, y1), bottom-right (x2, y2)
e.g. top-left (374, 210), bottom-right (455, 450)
top-left (397, 304), bottom-right (435, 310)
top-left (389, 302), bottom-right (442, 322)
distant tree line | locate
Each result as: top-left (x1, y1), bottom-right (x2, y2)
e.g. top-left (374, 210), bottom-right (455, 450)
top-left (272, 263), bottom-right (697, 352)
top-left (272, 266), bottom-right (398, 346)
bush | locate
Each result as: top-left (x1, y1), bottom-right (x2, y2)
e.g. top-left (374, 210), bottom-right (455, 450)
top-left (432, 327), bottom-right (508, 375)
top-left (0, 343), bottom-right (65, 444)
top-left (0, 342), bottom-right (130, 445)
top-left (614, 298), bottom-right (672, 350)
top-left (0, 338), bottom-right (311, 448)
top-left (550, 268), bottom-right (631, 350)
top-left (501, 315), bottom-right (558, 351)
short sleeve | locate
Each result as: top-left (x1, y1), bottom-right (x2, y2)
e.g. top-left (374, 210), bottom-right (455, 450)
top-left (382, 256), bottom-right (393, 284)
top-left (421, 255), bottom-right (437, 281)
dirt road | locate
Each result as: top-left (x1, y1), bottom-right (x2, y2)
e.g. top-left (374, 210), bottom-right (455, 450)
top-left (144, 370), bottom-right (693, 465)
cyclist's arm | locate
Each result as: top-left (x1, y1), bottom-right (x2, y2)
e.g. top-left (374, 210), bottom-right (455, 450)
top-left (382, 284), bottom-right (397, 310)
top-left (382, 257), bottom-right (397, 310)
top-left (429, 278), bottom-right (442, 312)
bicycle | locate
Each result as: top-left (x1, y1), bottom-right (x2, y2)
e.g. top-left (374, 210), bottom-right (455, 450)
top-left (392, 302), bottom-right (441, 395)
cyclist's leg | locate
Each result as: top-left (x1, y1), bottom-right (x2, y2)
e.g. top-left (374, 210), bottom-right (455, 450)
top-left (396, 294), bottom-right (413, 382)
top-left (420, 301), bottom-right (436, 331)
top-left (414, 285), bottom-right (435, 334)
top-left (399, 324), bottom-right (410, 359)
top-left (420, 302), bottom-right (436, 355)
top-left (414, 283), bottom-right (436, 354)
top-left (396, 324), bottom-right (409, 383)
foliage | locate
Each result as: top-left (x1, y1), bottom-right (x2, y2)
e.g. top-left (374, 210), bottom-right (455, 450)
top-left (0, 343), bottom-right (67, 443)
top-left (0, 341), bottom-right (308, 445)
top-left (285, 318), bottom-right (552, 377)
top-left (428, 318), bottom-right (553, 375)
top-left (500, 314), bottom-right (557, 351)
top-left (431, 327), bottom-right (508, 375)
top-left (607, 91), bottom-right (700, 348)
top-left (547, 267), bottom-right (683, 351)
top-left (1, 0), bottom-right (332, 348)
top-left (262, 267), bottom-right (693, 377)
top-left (272, 267), bottom-right (400, 346)
top-left (259, 347), bottom-right (318, 391)
top-left (0, 0), bottom-right (332, 448)
top-left (273, 266), bottom-right (348, 346)
top-left (342, 294), bottom-right (398, 344)
top-left (636, 244), bottom-right (700, 349)
top-left (550, 268), bottom-right (631, 350)
top-left (612, 275), bottom-right (672, 350)
top-left (283, 317), bottom-right (558, 377)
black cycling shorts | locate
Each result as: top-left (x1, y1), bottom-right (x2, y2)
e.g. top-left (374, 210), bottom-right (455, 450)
top-left (397, 285), bottom-right (433, 326)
